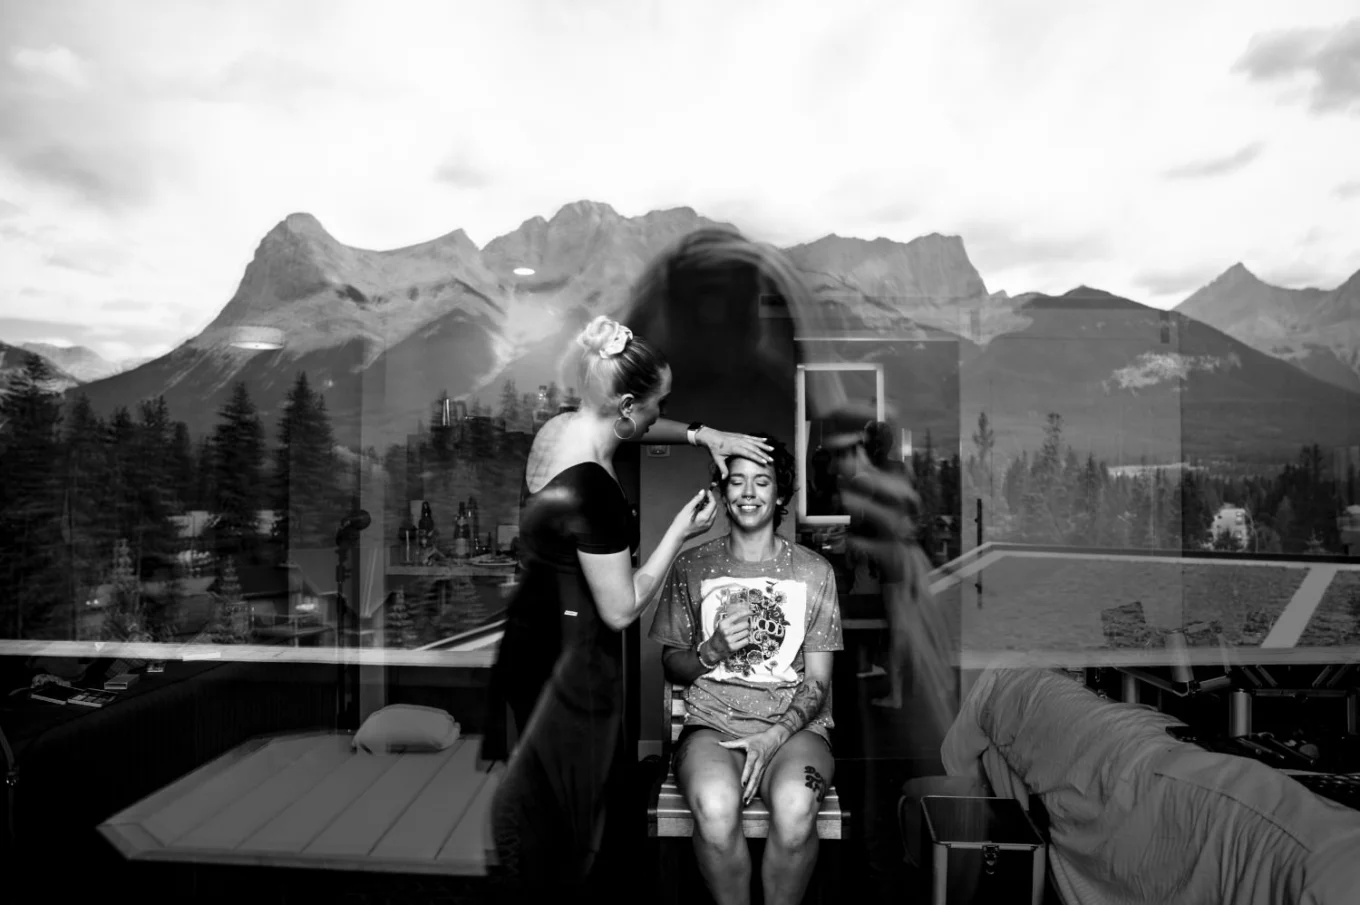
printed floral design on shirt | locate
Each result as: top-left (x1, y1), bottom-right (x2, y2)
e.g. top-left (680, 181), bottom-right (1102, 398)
top-left (714, 580), bottom-right (791, 677)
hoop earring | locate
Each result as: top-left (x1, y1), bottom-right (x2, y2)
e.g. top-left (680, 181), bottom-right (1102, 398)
top-left (613, 415), bottom-right (637, 440)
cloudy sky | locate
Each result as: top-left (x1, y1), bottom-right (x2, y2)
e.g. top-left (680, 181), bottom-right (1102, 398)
top-left (0, 0), bottom-right (1357, 362)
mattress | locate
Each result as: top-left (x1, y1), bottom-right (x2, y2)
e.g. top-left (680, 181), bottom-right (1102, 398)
top-left (99, 730), bottom-right (503, 876)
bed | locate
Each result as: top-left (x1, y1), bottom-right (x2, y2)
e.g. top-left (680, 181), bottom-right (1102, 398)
top-left (99, 730), bottom-right (503, 876)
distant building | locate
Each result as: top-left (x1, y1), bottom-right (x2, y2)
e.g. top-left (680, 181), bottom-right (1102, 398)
top-left (1333, 446), bottom-right (1360, 495)
top-left (1211, 505), bottom-right (1252, 547)
top-left (1107, 462), bottom-right (1203, 479)
top-left (1339, 506), bottom-right (1360, 557)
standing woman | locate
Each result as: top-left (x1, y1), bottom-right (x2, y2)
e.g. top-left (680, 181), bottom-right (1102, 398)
top-left (486, 314), bottom-right (771, 899)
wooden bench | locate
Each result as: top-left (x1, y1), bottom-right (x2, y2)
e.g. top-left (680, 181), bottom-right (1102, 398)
top-left (648, 681), bottom-right (847, 839)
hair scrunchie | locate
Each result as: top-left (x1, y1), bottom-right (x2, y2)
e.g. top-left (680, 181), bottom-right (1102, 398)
top-left (600, 322), bottom-right (633, 358)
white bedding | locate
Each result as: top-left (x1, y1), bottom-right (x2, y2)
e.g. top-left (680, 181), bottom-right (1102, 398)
top-left (941, 665), bottom-right (1360, 905)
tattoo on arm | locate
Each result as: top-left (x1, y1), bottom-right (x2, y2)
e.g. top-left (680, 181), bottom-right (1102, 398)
top-left (776, 678), bottom-right (828, 739)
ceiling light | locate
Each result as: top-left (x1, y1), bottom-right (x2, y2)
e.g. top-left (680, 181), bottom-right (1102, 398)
top-left (512, 267), bottom-right (535, 276)
top-left (228, 326), bottom-right (285, 350)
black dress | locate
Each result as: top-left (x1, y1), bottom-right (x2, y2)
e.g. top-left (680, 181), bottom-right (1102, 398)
top-left (485, 462), bottom-right (638, 897)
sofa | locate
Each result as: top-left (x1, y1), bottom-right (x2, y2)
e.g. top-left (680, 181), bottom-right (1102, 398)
top-left (903, 664), bottom-right (1360, 905)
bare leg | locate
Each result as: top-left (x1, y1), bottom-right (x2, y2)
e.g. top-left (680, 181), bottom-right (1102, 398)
top-left (759, 731), bottom-right (835, 905)
top-left (675, 729), bottom-right (750, 905)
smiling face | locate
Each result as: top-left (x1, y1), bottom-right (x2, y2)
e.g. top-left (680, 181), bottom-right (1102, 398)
top-left (722, 455), bottom-right (780, 535)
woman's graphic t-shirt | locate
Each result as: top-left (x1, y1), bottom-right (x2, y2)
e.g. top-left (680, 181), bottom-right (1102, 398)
top-left (648, 538), bottom-right (843, 742)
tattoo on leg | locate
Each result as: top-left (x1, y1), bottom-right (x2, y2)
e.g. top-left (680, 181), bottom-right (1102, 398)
top-left (804, 766), bottom-right (827, 803)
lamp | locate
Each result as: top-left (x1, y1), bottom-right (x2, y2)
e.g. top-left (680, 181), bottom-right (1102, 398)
top-left (228, 326), bottom-right (285, 351)
top-left (512, 267), bottom-right (535, 276)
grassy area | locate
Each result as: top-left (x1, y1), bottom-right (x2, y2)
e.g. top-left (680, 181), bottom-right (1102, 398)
top-left (958, 555), bottom-right (1309, 653)
top-left (1298, 570), bottom-right (1360, 648)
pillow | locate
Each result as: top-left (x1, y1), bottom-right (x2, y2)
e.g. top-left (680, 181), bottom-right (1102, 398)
top-left (353, 704), bottom-right (461, 754)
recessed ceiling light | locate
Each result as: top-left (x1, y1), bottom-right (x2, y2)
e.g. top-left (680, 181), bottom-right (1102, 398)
top-left (228, 325), bottom-right (285, 351)
top-left (513, 267), bottom-right (535, 276)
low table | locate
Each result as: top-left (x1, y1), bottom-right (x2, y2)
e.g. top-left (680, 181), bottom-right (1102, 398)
top-left (100, 730), bottom-right (503, 876)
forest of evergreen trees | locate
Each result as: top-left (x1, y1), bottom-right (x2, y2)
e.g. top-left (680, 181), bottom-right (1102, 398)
top-left (0, 349), bottom-right (1352, 644)
top-left (960, 411), bottom-right (1353, 556)
top-left (0, 354), bottom-right (553, 643)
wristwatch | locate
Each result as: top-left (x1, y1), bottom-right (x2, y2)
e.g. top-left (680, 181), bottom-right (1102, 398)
top-left (687, 422), bottom-right (704, 446)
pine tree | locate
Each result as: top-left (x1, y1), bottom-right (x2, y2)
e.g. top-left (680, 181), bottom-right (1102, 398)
top-left (1274, 496), bottom-right (1296, 552)
top-left (63, 394), bottom-right (111, 609)
top-left (1160, 471), bottom-right (1183, 550)
top-left (106, 406), bottom-right (138, 545)
top-left (1072, 453), bottom-right (1103, 544)
top-left (1212, 527), bottom-right (1245, 552)
top-left (1002, 451), bottom-right (1029, 515)
top-left (193, 434), bottom-right (216, 516)
top-left (273, 373), bottom-right (341, 551)
top-left (386, 589), bottom-right (416, 648)
top-left (519, 392), bottom-right (536, 433)
top-left (971, 411), bottom-right (995, 472)
top-left (134, 396), bottom-right (180, 565)
top-left (101, 537), bottom-right (154, 643)
top-left (443, 575), bottom-right (486, 634)
top-left (169, 421), bottom-right (197, 510)
top-left (209, 557), bottom-right (249, 643)
top-left (0, 353), bottom-right (67, 638)
top-left (498, 379), bottom-right (520, 428)
top-left (210, 382), bottom-right (267, 560)
top-left (1180, 469), bottom-right (1212, 551)
top-left (1129, 474), bottom-right (1156, 548)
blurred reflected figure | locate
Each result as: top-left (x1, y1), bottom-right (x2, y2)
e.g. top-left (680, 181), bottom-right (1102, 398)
top-left (486, 315), bottom-right (771, 900)
top-left (845, 421), bottom-right (910, 703)
top-left (623, 227), bottom-right (950, 892)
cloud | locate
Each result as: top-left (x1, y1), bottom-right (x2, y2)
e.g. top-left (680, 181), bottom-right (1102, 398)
top-left (1336, 180), bottom-right (1360, 199)
top-left (1258, 261), bottom-right (1344, 289)
top-left (43, 237), bottom-right (127, 275)
top-left (1161, 142), bottom-right (1266, 179)
top-left (99, 298), bottom-right (154, 313)
top-left (1233, 18), bottom-right (1360, 115)
top-left (10, 44), bottom-right (90, 92)
top-left (177, 51), bottom-right (363, 107)
top-left (0, 198), bottom-right (21, 218)
top-left (0, 93), bottom-right (165, 211)
top-left (0, 313), bottom-right (183, 362)
top-left (1134, 264), bottom-right (1226, 297)
top-left (957, 220), bottom-right (1111, 271)
top-left (433, 146), bottom-right (493, 189)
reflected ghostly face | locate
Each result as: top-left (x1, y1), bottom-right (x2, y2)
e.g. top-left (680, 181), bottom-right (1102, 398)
top-left (723, 456), bottom-right (780, 533)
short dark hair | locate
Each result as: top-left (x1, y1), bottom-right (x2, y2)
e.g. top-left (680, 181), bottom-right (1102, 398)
top-left (710, 432), bottom-right (797, 528)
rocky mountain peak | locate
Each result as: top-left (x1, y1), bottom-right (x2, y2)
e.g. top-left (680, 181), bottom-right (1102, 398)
top-left (550, 199), bottom-right (618, 225)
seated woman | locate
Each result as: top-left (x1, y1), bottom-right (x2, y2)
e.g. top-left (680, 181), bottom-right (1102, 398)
top-left (649, 435), bottom-right (843, 905)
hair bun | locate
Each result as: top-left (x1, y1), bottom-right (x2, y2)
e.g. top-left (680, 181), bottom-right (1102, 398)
top-left (578, 315), bottom-right (618, 354)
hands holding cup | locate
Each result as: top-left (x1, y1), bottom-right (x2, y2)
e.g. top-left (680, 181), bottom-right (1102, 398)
top-left (705, 600), bottom-right (752, 663)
